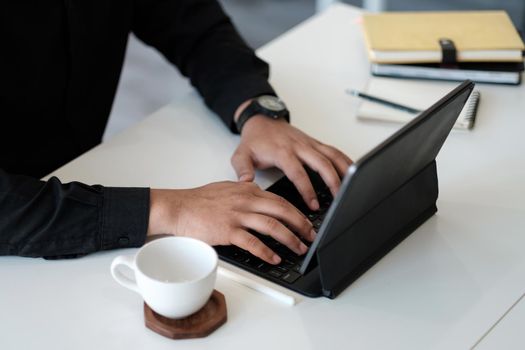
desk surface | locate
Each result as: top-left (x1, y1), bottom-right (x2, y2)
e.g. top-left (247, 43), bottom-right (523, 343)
top-left (476, 292), bottom-right (525, 349)
top-left (2, 4), bottom-right (525, 349)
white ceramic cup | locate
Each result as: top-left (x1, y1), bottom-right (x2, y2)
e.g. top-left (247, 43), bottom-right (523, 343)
top-left (110, 236), bottom-right (218, 319)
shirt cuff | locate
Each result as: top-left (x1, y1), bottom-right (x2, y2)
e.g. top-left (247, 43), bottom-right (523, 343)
top-left (99, 187), bottom-right (150, 251)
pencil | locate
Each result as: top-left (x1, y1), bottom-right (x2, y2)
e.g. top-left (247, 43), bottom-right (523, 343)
top-left (347, 89), bottom-right (422, 114)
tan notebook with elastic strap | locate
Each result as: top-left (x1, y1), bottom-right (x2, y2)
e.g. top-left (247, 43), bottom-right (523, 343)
top-left (361, 11), bottom-right (525, 64)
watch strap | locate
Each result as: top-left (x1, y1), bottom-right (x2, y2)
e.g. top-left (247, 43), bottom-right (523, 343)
top-left (235, 99), bottom-right (290, 133)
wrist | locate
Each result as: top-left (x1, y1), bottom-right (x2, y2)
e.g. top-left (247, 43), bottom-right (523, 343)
top-left (241, 114), bottom-right (288, 135)
top-left (147, 189), bottom-right (164, 236)
top-left (234, 99), bottom-right (252, 123)
top-left (147, 189), bottom-right (183, 237)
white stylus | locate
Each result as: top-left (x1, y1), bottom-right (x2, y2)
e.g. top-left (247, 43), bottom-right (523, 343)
top-left (218, 266), bottom-right (297, 306)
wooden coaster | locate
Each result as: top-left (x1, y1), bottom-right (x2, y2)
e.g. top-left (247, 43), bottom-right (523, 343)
top-left (144, 290), bottom-right (227, 339)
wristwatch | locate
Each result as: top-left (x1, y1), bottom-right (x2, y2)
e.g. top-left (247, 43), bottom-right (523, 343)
top-left (235, 95), bottom-right (290, 133)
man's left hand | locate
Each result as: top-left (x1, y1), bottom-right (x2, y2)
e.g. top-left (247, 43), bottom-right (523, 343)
top-left (231, 115), bottom-right (353, 211)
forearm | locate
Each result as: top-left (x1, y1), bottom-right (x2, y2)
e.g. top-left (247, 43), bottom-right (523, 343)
top-left (132, 0), bottom-right (275, 131)
top-left (0, 169), bottom-right (149, 258)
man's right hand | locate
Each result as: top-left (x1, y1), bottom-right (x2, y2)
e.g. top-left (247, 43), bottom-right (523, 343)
top-left (147, 182), bottom-right (315, 264)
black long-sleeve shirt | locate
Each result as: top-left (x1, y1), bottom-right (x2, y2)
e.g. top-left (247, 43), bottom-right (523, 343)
top-left (0, 0), bottom-right (275, 258)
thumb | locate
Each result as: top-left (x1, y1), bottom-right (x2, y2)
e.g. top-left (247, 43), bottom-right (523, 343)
top-left (231, 147), bottom-right (255, 182)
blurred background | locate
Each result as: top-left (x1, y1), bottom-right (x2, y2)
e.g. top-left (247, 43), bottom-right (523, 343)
top-left (104, 0), bottom-right (525, 140)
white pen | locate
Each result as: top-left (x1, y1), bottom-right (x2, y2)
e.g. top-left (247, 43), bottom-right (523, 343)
top-left (218, 266), bottom-right (297, 306)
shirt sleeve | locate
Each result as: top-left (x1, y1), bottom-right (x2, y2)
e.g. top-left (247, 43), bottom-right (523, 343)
top-left (0, 169), bottom-right (149, 258)
top-left (131, 0), bottom-right (276, 132)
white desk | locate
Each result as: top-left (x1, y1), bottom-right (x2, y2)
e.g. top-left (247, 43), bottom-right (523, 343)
top-left (1, 4), bottom-right (525, 349)
top-left (475, 292), bottom-right (525, 349)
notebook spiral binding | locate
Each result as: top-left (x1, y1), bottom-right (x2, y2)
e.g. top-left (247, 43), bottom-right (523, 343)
top-left (462, 90), bottom-right (481, 129)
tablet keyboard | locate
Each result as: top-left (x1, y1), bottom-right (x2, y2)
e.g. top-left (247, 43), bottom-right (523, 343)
top-left (215, 179), bottom-right (333, 285)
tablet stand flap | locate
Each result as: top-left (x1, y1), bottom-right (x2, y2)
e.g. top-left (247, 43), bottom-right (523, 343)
top-left (316, 160), bottom-right (439, 299)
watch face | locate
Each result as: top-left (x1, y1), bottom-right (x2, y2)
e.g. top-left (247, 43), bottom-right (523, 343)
top-left (257, 95), bottom-right (286, 111)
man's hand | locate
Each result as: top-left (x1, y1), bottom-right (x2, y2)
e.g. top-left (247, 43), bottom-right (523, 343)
top-left (231, 114), bottom-right (353, 211)
top-left (147, 182), bottom-right (316, 264)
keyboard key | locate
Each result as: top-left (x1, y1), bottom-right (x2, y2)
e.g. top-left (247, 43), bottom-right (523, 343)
top-left (275, 265), bottom-right (289, 273)
top-left (307, 213), bottom-right (319, 221)
top-left (255, 262), bottom-right (271, 273)
top-left (318, 191), bottom-right (330, 200)
top-left (244, 256), bottom-right (262, 268)
top-left (281, 271), bottom-right (301, 284)
top-left (292, 264), bottom-right (302, 273)
top-left (282, 259), bottom-right (296, 268)
top-left (268, 269), bottom-right (283, 278)
top-left (232, 250), bottom-right (249, 262)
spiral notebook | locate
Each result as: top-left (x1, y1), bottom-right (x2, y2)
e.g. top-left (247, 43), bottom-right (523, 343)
top-left (354, 77), bottom-right (481, 130)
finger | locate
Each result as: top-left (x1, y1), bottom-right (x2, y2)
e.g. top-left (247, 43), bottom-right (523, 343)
top-left (296, 147), bottom-right (341, 197)
top-left (231, 146), bottom-right (255, 182)
top-left (313, 143), bottom-right (353, 177)
top-left (247, 190), bottom-right (315, 242)
top-left (229, 229), bottom-right (281, 264)
top-left (240, 213), bottom-right (309, 255)
top-left (276, 152), bottom-right (319, 211)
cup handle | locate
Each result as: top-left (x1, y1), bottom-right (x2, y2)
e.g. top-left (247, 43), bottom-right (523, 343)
top-left (110, 255), bottom-right (140, 294)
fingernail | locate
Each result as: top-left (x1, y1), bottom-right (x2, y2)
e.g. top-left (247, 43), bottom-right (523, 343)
top-left (310, 229), bottom-right (317, 241)
top-left (272, 254), bottom-right (281, 264)
top-left (310, 199), bottom-right (319, 210)
top-left (299, 243), bottom-right (308, 254)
